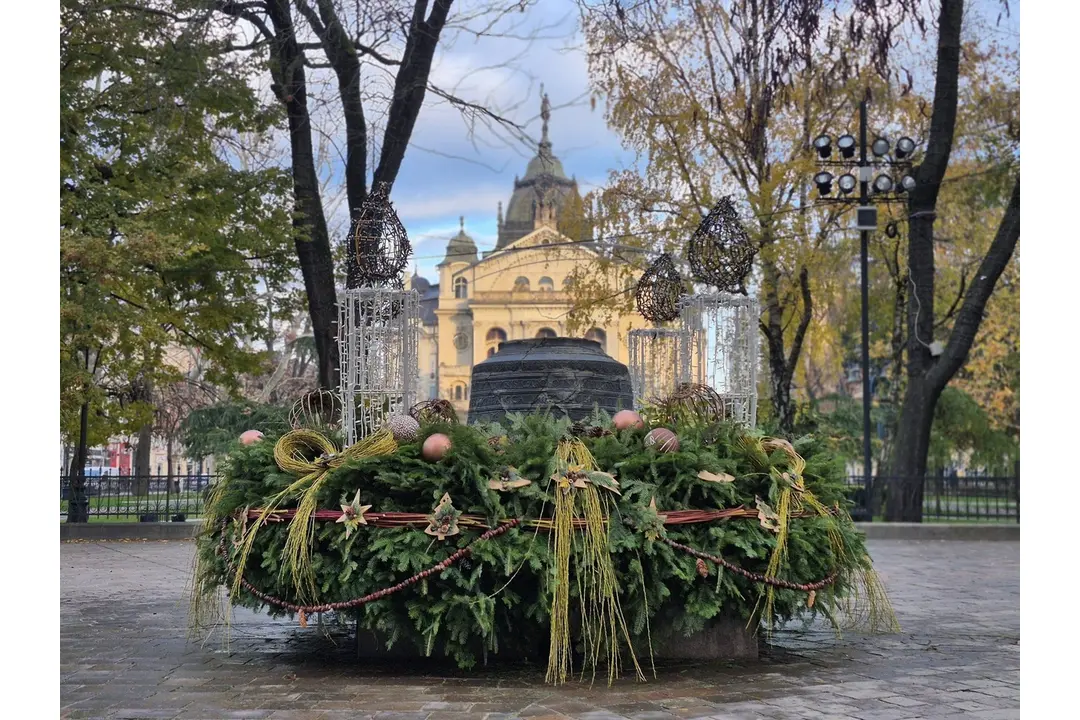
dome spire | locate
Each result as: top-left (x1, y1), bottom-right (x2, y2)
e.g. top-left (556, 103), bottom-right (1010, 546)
top-left (459, 215), bottom-right (465, 232)
top-left (539, 84), bottom-right (552, 156)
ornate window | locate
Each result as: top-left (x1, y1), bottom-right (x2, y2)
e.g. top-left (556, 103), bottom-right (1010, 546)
top-left (539, 276), bottom-right (554, 292)
top-left (513, 276), bottom-right (530, 292)
top-left (486, 327), bottom-right (507, 343)
top-left (536, 327), bottom-right (557, 339)
top-left (453, 384), bottom-right (468, 401)
top-left (453, 277), bottom-right (468, 299)
top-left (585, 327), bottom-right (607, 351)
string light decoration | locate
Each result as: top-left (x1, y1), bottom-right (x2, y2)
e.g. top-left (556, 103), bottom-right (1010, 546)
top-left (338, 287), bottom-right (420, 444)
top-left (687, 197), bottom-right (756, 293)
top-left (634, 252), bottom-right (684, 323)
top-left (345, 182), bottom-right (411, 289)
top-left (628, 328), bottom-right (687, 408)
top-left (679, 293), bottom-right (760, 426)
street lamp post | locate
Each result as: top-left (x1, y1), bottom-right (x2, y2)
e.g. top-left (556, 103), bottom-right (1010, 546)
top-left (812, 99), bottom-right (916, 521)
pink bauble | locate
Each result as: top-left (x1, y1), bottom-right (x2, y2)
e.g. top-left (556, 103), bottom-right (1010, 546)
top-left (645, 428), bottom-right (680, 453)
top-left (613, 409), bottom-right (644, 431)
top-left (240, 430), bottom-right (264, 445)
top-left (422, 433), bottom-right (453, 462)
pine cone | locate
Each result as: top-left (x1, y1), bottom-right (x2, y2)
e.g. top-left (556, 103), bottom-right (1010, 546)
top-left (696, 558), bottom-right (709, 578)
top-left (587, 426), bottom-right (613, 438)
top-left (570, 421), bottom-right (587, 437)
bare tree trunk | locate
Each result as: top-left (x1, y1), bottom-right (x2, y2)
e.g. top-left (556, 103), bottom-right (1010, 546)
top-left (761, 258), bottom-right (812, 433)
top-left (133, 422), bottom-right (152, 496)
top-left (261, 0), bottom-right (340, 390)
top-left (66, 399), bottom-right (90, 523)
top-left (887, 0), bottom-right (1020, 521)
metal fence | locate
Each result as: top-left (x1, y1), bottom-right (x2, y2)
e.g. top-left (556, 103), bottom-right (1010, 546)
top-left (845, 474), bottom-right (1020, 522)
top-left (60, 473), bottom-right (218, 522)
top-left (60, 471), bottom-right (1019, 524)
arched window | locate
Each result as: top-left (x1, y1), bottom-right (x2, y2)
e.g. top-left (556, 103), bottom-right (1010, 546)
top-left (453, 384), bottom-right (467, 401)
top-left (536, 327), bottom-right (557, 339)
top-left (513, 276), bottom-right (530, 292)
top-left (585, 327), bottom-right (607, 351)
top-left (487, 347), bottom-right (496, 358)
top-left (538, 276), bottom-right (554, 292)
top-left (563, 276), bottom-right (574, 289)
top-left (453, 277), bottom-right (468, 299)
top-left (485, 327), bottom-right (507, 343)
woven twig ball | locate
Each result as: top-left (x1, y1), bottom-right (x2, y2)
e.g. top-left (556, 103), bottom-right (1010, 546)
top-left (409, 399), bottom-right (459, 425)
top-left (289, 389), bottom-right (342, 430)
top-left (687, 196), bottom-right (756, 293)
top-left (635, 253), bottom-right (684, 323)
top-left (346, 182), bottom-right (412, 289)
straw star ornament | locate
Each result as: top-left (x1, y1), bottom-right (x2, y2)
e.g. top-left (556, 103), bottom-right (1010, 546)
top-left (336, 489), bottom-right (372, 539)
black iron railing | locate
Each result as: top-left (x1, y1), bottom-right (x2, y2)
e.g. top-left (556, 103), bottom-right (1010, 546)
top-left (845, 473), bottom-right (1020, 523)
top-left (60, 473), bottom-right (218, 522)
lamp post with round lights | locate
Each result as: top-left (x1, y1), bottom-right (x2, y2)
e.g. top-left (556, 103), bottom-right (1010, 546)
top-left (811, 99), bottom-right (917, 521)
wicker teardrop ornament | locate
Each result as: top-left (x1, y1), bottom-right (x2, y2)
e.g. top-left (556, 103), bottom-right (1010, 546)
top-left (635, 252), bottom-right (684, 323)
top-left (346, 182), bottom-right (412, 289)
top-left (687, 196), bottom-right (756, 293)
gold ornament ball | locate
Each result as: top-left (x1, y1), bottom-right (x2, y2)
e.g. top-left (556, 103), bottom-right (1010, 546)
top-left (422, 433), bottom-right (453, 461)
top-left (645, 428), bottom-right (680, 453)
top-left (239, 430), bottom-right (264, 445)
top-left (613, 409), bottom-right (645, 431)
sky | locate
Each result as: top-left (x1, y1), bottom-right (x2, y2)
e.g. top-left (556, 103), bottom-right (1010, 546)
top-left (328, 0), bottom-right (636, 282)
top-left (301, 0), bottom-right (1018, 284)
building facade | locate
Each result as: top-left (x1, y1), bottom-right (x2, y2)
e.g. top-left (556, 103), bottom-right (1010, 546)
top-left (407, 94), bottom-right (640, 420)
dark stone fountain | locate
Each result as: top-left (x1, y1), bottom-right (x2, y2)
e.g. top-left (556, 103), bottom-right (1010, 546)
top-left (467, 338), bottom-right (634, 424)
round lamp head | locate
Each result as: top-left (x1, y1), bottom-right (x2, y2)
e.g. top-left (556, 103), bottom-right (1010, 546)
top-left (871, 137), bottom-right (890, 157)
top-left (837, 173), bottom-right (857, 194)
top-left (837, 134), bottom-right (856, 159)
top-left (813, 134), bottom-right (832, 159)
top-left (885, 222), bottom-right (899, 239)
top-left (895, 136), bottom-right (916, 159)
top-left (813, 171), bottom-right (834, 195)
top-left (900, 174), bottom-right (917, 192)
top-left (873, 174), bottom-right (894, 193)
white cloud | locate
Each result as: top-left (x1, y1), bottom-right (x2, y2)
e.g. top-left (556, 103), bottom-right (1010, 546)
top-left (393, 185), bottom-right (508, 222)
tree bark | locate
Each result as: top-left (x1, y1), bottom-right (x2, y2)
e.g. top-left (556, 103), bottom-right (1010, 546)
top-left (66, 399), bottom-right (90, 523)
top-left (761, 258), bottom-right (812, 433)
top-left (264, 0), bottom-right (340, 390)
top-left (887, 0), bottom-right (1020, 520)
top-left (373, 0), bottom-right (454, 188)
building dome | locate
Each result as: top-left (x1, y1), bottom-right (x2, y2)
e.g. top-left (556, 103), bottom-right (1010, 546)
top-left (440, 216), bottom-right (479, 266)
top-left (409, 271), bottom-right (431, 293)
top-left (496, 90), bottom-right (581, 250)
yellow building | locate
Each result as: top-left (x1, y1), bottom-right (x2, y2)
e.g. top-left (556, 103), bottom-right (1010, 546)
top-left (407, 95), bottom-right (639, 420)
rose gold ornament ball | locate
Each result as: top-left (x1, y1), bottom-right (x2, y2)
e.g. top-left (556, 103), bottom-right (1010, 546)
top-left (613, 409), bottom-right (645, 431)
top-left (644, 427), bottom-right (680, 453)
top-left (240, 430), bottom-right (264, 445)
top-left (422, 433), bottom-right (453, 461)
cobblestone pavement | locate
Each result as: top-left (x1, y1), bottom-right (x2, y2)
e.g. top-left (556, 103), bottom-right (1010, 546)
top-left (61, 539), bottom-right (1018, 720)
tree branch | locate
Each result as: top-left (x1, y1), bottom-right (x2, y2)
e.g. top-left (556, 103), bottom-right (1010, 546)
top-left (929, 176), bottom-right (1019, 391)
top-left (786, 266), bottom-right (812, 376)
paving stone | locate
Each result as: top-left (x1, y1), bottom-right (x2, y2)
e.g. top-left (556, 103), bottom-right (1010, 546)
top-left (61, 539), bottom-right (1018, 720)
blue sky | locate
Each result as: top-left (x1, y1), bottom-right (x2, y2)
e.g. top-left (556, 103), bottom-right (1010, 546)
top-left (314, 0), bottom-right (1018, 283)
top-left (346, 0), bottom-right (635, 282)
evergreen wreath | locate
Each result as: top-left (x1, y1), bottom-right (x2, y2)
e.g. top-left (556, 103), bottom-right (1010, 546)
top-left (190, 406), bottom-right (897, 681)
